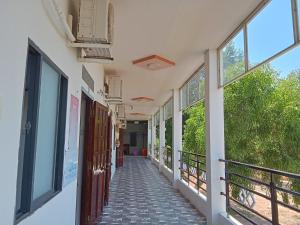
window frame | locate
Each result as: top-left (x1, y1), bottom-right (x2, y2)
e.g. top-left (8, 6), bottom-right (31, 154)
top-left (179, 64), bottom-right (205, 111)
top-left (163, 97), bottom-right (173, 121)
top-left (15, 39), bottom-right (68, 223)
top-left (218, 0), bottom-right (300, 87)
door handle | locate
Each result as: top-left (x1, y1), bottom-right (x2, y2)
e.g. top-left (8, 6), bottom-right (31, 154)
top-left (93, 168), bottom-right (104, 175)
top-left (25, 121), bottom-right (32, 134)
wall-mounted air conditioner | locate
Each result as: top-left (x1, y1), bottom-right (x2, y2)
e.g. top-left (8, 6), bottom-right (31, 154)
top-left (77, 0), bottom-right (113, 44)
top-left (105, 76), bottom-right (123, 104)
top-left (118, 119), bottom-right (127, 129)
top-left (43, 0), bottom-right (114, 63)
top-left (115, 104), bottom-right (126, 119)
top-left (69, 0), bottom-right (114, 63)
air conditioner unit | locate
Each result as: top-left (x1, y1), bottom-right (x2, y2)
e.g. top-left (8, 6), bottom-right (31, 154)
top-left (117, 118), bottom-right (127, 129)
top-left (77, 0), bottom-right (113, 44)
top-left (115, 104), bottom-right (126, 119)
top-left (67, 0), bottom-right (114, 63)
top-left (120, 122), bottom-right (127, 129)
top-left (105, 76), bottom-right (123, 104)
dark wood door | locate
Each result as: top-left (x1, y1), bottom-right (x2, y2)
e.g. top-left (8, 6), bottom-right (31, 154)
top-left (80, 101), bottom-right (108, 225)
top-left (104, 116), bottom-right (112, 206)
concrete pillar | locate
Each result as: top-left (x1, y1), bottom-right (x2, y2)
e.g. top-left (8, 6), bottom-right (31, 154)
top-left (151, 115), bottom-right (156, 160)
top-left (147, 119), bottom-right (152, 158)
top-left (159, 106), bottom-right (165, 171)
top-left (204, 49), bottom-right (226, 225)
top-left (172, 89), bottom-right (182, 186)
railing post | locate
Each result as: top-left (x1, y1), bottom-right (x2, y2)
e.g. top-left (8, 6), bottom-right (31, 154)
top-left (270, 173), bottom-right (279, 225)
top-left (187, 153), bottom-right (190, 186)
top-left (196, 154), bottom-right (200, 194)
top-left (179, 151), bottom-right (183, 178)
top-left (225, 164), bottom-right (230, 215)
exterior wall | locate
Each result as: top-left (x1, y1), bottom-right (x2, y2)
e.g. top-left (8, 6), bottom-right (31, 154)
top-left (0, 1), bottom-right (115, 225)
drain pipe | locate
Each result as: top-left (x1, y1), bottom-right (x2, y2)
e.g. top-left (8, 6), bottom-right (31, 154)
top-left (43, 0), bottom-right (76, 42)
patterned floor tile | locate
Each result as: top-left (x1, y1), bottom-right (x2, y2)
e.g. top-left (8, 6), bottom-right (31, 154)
top-left (99, 157), bottom-right (207, 225)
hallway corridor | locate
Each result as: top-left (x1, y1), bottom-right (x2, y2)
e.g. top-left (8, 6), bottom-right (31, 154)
top-left (100, 157), bottom-right (207, 225)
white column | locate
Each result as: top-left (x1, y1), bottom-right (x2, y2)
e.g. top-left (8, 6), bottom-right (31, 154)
top-left (204, 49), bottom-right (226, 225)
top-left (159, 106), bottom-right (165, 171)
top-left (172, 89), bottom-right (182, 186)
top-left (151, 115), bottom-right (156, 160)
top-left (147, 119), bottom-right (152, 158)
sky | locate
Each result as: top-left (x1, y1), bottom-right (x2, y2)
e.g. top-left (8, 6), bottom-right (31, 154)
top-left (231, 0), bottom-right (300, 78)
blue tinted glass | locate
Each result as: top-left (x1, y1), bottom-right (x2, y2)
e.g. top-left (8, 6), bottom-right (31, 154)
top-left (270, 46), bottom-right (300, 78)
top-left (247, 0), bottom-right (294, 67)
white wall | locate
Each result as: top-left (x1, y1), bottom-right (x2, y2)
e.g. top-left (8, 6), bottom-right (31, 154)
top-left (0, 1), bottom-right (115, 225)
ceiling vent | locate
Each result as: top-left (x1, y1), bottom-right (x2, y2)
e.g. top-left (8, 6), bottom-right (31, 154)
top-left (105, 75), bottom-right (123, 104)
top-left (132, 55), bottom-right (175, 71)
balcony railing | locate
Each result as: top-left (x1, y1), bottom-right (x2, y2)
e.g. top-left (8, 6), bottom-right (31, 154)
top-left (163, 147), bottom-right (173, 170)
top-left (220, 159), bottom-right (300, 225)
top-left (179, 151), bottom-right (207, 195)
top-left (154, 147), bottom-right (159, 160)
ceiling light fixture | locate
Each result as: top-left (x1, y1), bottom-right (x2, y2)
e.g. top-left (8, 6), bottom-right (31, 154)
top-left (131, 97), bottom-right (154, 103)
top-left (132, 55), bottom-right (175, 71)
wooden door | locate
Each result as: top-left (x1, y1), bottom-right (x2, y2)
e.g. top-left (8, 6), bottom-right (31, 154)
top-left (80, 101), bottom-right (108, 225)
top-left (104, 116), bottom-right (112, 206)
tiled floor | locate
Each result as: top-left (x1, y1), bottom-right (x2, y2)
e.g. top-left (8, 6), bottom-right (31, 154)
top-left (100, 157), bottom-right (207, 225)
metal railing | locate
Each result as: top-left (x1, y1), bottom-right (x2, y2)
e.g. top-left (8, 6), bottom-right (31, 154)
top-left (164, 147), bottom-right (173, 170)
top-left (154, 147), bottom-right (159, 160)
top-left (179, 151), bottom-right (207, 194)
top-left (220, 159), bottom-right (300, 225)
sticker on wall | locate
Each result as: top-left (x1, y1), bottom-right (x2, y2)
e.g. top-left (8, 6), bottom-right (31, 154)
top-left (63, 95), bottom-right (79, 187)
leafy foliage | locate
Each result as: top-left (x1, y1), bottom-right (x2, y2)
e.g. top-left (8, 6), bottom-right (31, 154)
top-left (182, 61), bottom-right (300, 204)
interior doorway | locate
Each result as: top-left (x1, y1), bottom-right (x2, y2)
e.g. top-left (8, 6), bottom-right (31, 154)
top-left (123, 121), bottom-right (148, 156)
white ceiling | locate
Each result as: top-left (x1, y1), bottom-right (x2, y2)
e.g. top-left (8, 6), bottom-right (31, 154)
top-left (105, 0), bottom-right (262, 121)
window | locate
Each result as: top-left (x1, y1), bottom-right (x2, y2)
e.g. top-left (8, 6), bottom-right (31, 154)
top-left (180, 65), bottom-right (205, 110)
top-left (163, 98), bottom-right (173, 121)
top-left (298, 0), bottom-right (300, 36)
top-left (247, 0), bottom-right (294, 67)
top-left (188, 73), bottom-right (200, 105)
top-left (16, 42), bottom-right (67, 221)
top-left (181, 84), bottom-right (188, 110)
top-left (220, 30), bottom-right (245, 85)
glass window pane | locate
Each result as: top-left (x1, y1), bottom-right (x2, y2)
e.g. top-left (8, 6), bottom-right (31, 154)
top-left (33, 61), bottom-right (59, 200)
top-left (247, 0), bottom-right (294, 68)
top-left (188, 73), bottom-right (200, 105)
top-left (199, 67), bottom-right (205, 100)
top-left (181, 84), bottom-right (188, 110)
top-left (220, 30), bottom-right (245, 85)
top-left (164, 99), bottom-right (173, 120)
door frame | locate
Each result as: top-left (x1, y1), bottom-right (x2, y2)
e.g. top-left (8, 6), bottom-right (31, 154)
top-left (75, 90), bottom-right (93, 225)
